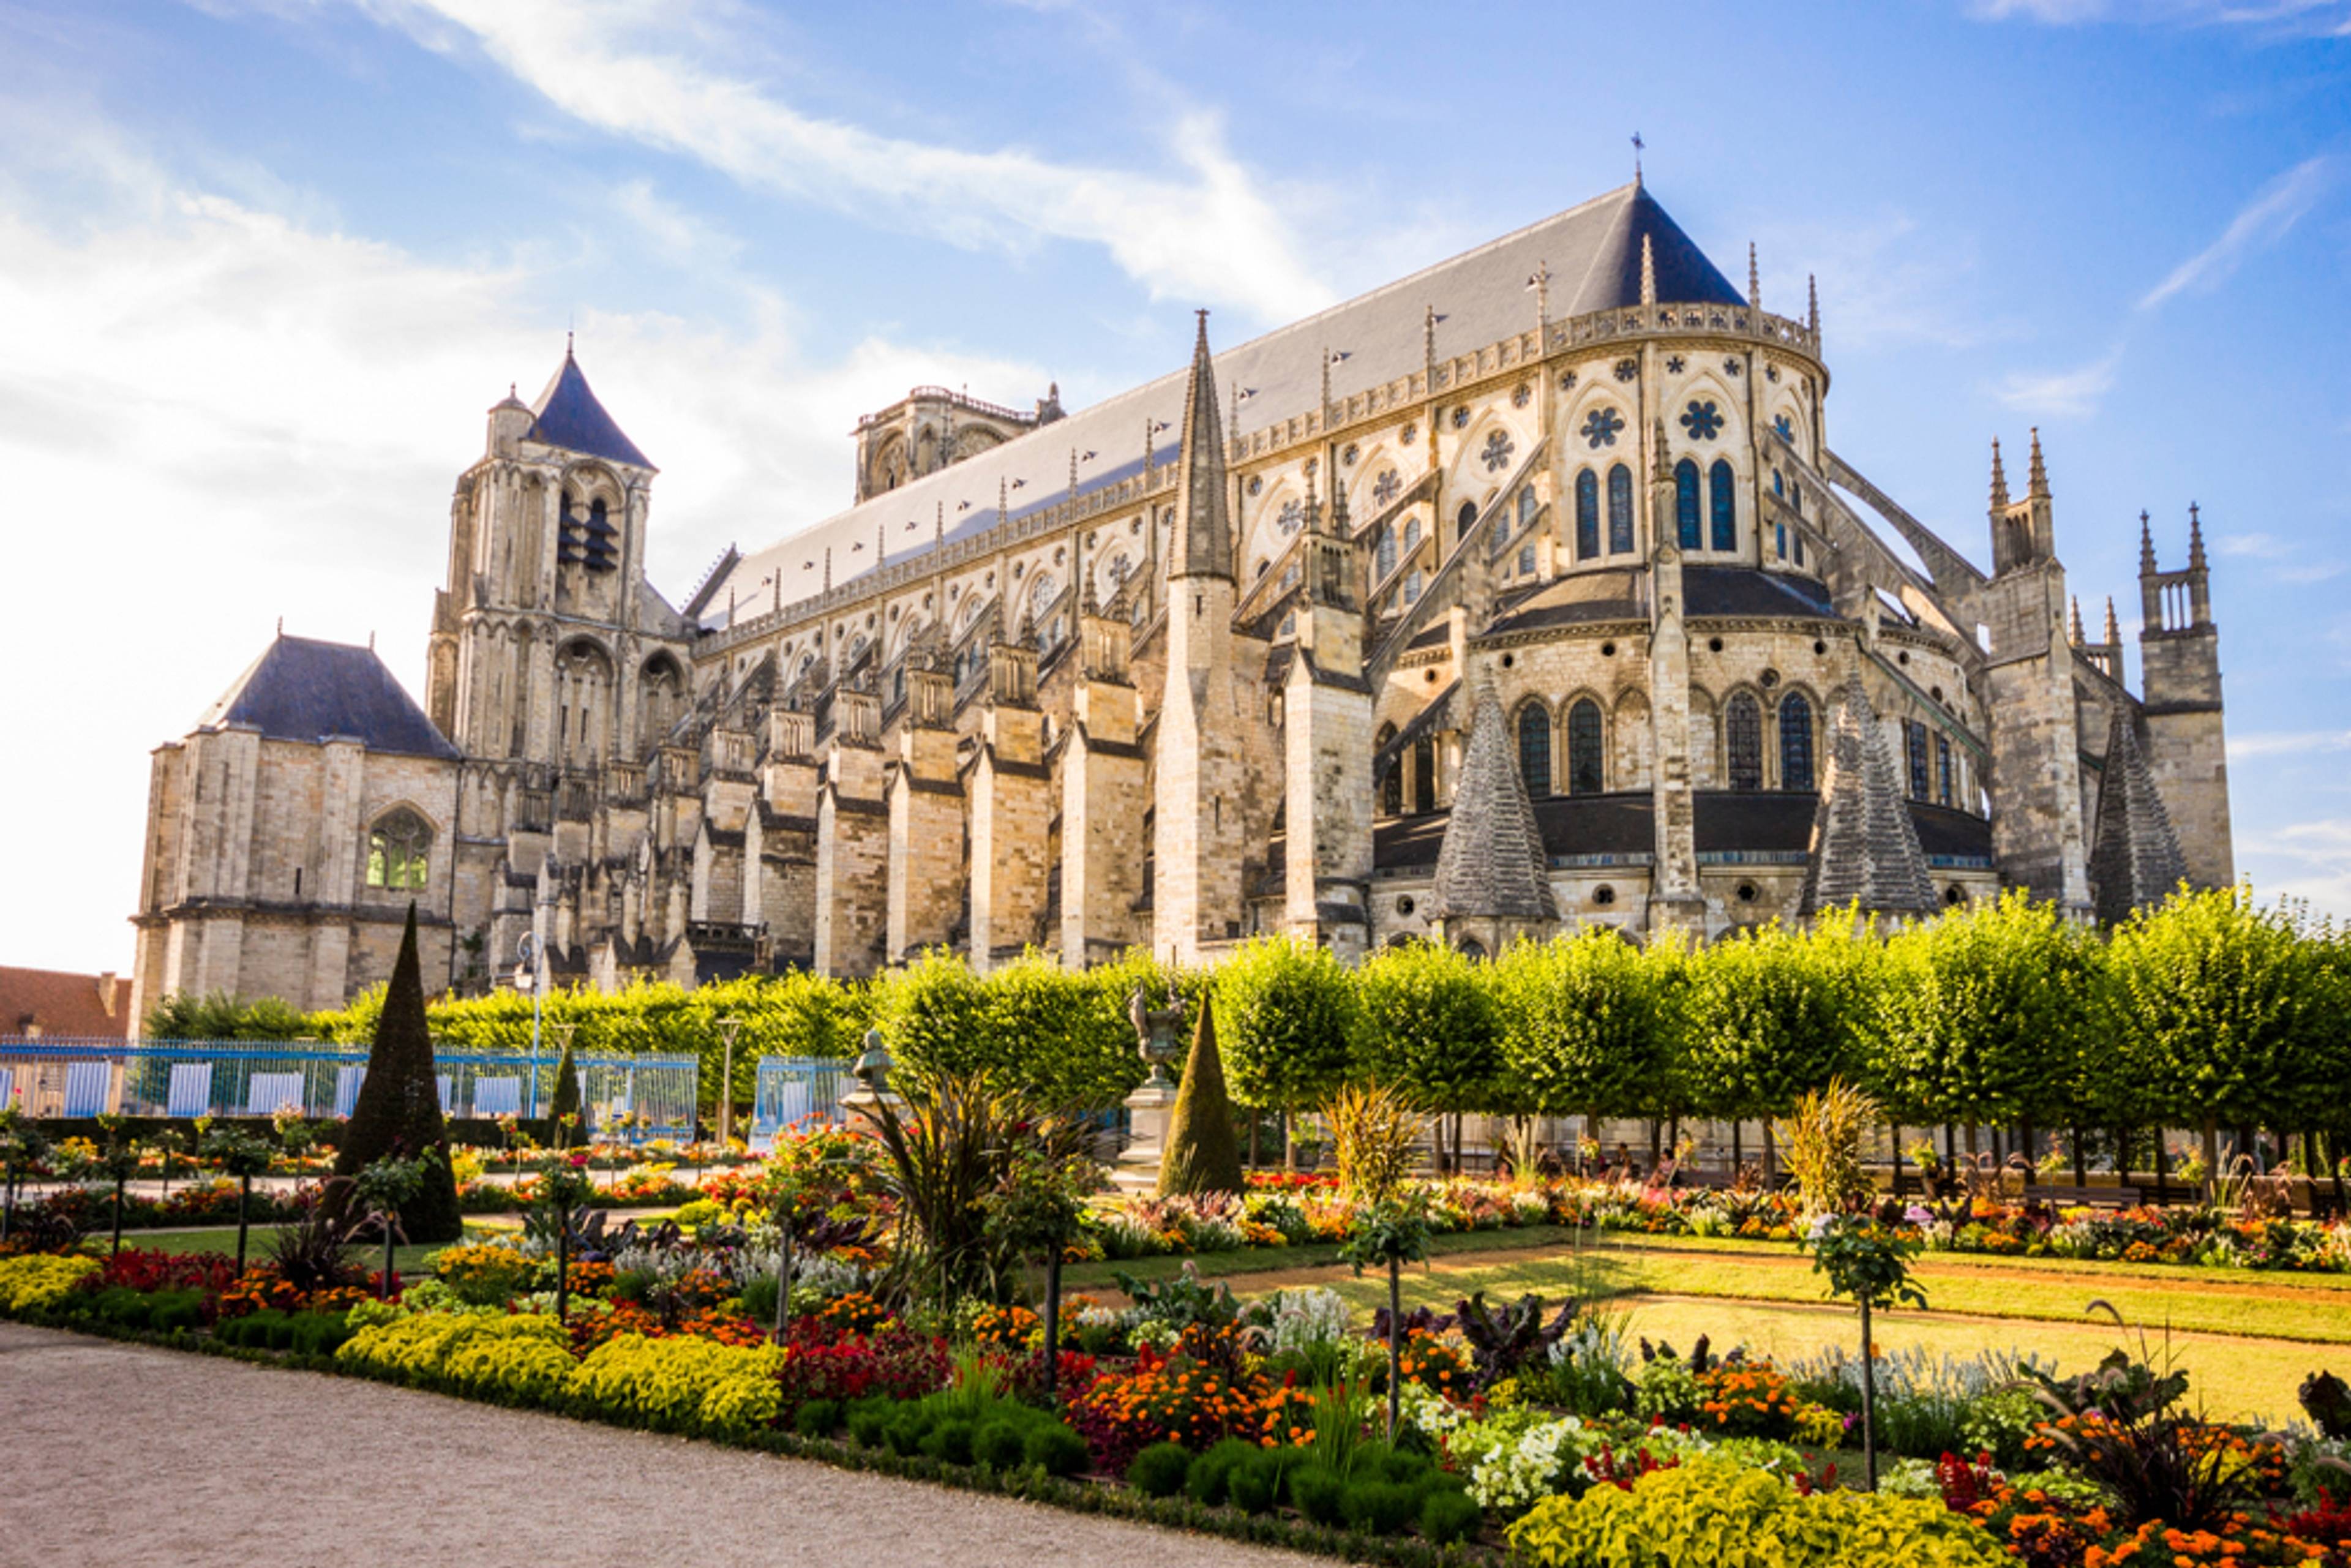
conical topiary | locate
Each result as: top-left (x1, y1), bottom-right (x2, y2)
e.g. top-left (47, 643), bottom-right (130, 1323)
top-left (547, 1035), bottom-right (585, 1147)
top-left (332, 903), bottom-right (463, 1242)
top-left (1158, 991), bottom-right (1244, 1197)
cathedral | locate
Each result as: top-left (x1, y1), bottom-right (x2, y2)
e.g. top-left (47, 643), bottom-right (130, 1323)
top-left (127, 181), bottom-right (2233, 1016)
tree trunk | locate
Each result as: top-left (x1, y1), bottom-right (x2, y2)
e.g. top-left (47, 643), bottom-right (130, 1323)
top-left (1859, 1294), bottom-right (1880, 1492)
top-left (1731, 1120), bottom-right (1743, 1180)
top-left (1044, 1248), bottom-right (1065, 1409)
top-left (1387, 1258), bottom-right (1403, 1441)
top-left (1761, 1122), bottom-right (1778, 1187)
top-left (1890, 1123), bottom-right (1904, 1200)
top-left (555, 1206), bottom-right (571, 1324)
top-left (112, 1175), bottom-right (126, 1255)
top-left (2202, 1120), bottom-right (2221, 1199)
top-left (1283, 1112), bottom-right (1295, 1172)
top-left (381, 1224), bottom-right (396, 1300)
top-left (1648, 1120), bottom-right (1663, 1175)
top-left (2072, 1125), bottom-right (2088, 1191)
top-left (236, 1173), bottom-right (252, 1271)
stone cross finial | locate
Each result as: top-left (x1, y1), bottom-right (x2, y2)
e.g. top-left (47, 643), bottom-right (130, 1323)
top-left (1807, 274), bottom-right (1820, 337)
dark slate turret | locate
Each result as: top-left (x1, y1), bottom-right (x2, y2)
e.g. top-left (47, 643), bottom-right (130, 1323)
top-left (1166, 311), bottom-right (1234, 583)
top-left (2089, 703), bottom-right (2189, 926)
top-left (528, 345), bottom-right (654, 470)
top-left (1430, 681), bottom-right (1558, 932)
top-left (1799, 680), bottom-right (1938, 918)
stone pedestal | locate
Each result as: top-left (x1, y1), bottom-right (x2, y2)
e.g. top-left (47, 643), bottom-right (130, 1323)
top-left (1116, 1082), bottom-right (1179, 1188)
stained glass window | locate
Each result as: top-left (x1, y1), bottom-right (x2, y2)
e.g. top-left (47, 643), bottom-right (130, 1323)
top-left (1581, 406), bottom-right (1624, 449)
top-left (1907, 721), bottom-right (1932, 800)
top-left (1568, 699), bottom-right (1605, 794)
top-left (1608, 463), bottom-right (1634, 554)
top-left (1575, 468), bottom-right (1600, 559)
top-left (1726, 694), bottom-right (1764, 791)
top-left (1403, 516), bottom-right (1422, 552)
top-left (1518, 543), bottom-right (1536, 577)
top-left (1779, 693), bottom-right (1814, 791)
top-left (1674, 459), bottom-right (1701, 550)
top-left (1277, 500), bottom-right (1302, 535)
top-left (1773, 413), bottom-right (1794, 444)
top-left (1709, 460), bottom-right (1736, 552)
top-left (1403, 568), bottom-right (1422, 605)
top-left (1518, 487), bottom-right (1539, 528)
top-left (1518, 704), bottom-right (1552, 798)
top-left (1375, 525), bottom-right (1396, 582)
top-left (1937, 733), bottom-right (1954, 806)
top-left (1412, 737), bottom-right (1436, 812)
top-left (366, 810), bottom-right (432, 890)
top-left (1680, 400), bottom-right (1724, 441)
top-left (1776, 522), bottom-right (1787, 559)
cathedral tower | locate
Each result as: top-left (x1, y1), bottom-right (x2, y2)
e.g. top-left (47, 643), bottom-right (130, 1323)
top-left (2136, 507), bottom-right (2232, 890)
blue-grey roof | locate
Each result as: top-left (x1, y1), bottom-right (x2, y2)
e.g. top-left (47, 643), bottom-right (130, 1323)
top-left (706, 182), bottom-right (1744, 626)
top-left (1684, 566), bottom-right (1837, 619)
top-left (198, 635), bottom-right (462, 759)
top-left (529, 351), bottom-right (653, 470)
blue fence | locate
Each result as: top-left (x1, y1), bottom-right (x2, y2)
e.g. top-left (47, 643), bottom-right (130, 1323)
top-left (0, 1037), bottom-right (699, 1144)
top-left (749, 1056), bottom-right (856, 1149)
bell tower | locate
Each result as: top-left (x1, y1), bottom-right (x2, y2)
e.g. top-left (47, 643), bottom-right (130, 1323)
top-left (2135, 505), bottom-right (2232, 889)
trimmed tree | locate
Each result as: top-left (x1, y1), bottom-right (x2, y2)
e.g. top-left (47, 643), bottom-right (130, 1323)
top-left (1158, 992), bottom-right (1244, 1196)
top-left (1359, 939), bottom-right (1502, 1172)
top-left (1215, 935), bottom-right (1362, 1161)
top-left (1493, 930), bottom-right (1676, 1165)
top-left (331, 904), bottom-right (463, 1242)
top-left (547, 1035), bottom-right (585, 1147)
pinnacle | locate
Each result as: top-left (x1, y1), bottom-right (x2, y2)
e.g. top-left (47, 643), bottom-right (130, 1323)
top-left (1990, 438), bottom-right (2010, 511)
top-left (2103, 595), bottom-right (2121, 647)
top-left (2139, 509), bottom-right (2157, 572)
top-left (2027, 427), bottom-right (2050, 499)
top-left (2069, 596), bottom-right (2086, 646)
top-left (1747, 242), bottom-right (1760, 310)
top-left (2188, 501), bottom-right (2207, 571)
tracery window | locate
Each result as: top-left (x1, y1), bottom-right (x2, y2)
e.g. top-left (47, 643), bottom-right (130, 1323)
top-left (1403, 568), bottom-right (1422, 606)
top-left (1679, 400), bottom-right (1724, 441)
top-left (1674, 459), bottom-right (1701, 550)
top-left (1709, 460), bottom-right (1736, 552)
top-left (1779, 693), bottom-right (1814, 791)
top-left (1907, 721), bottom-right (1932, 800)
top-left (1607, 464), bottom-right (1634, 555)
top-left (1726, 694), bottom-right (1764, 791)
top-left (366, 810), bottom-right (431, 891)
top-left (1575, 468), bottom-right (1600, 560)
top-left (1580, 406), bottom-right (1624, 449)
top-left (1277, 499), bottom-right (1303, 535)
top-left (1403, 516), bottom-right (1422, 552)
top-left (1936, 733), bottom-right (1954, 806)
top-left (1482, 430), bottom-right (1516, 471)
top-left (1375, 525), bottom-right (1397, 583)
top-left (1517, 543), bottom-right (1536, 577)
top-left (1772, 413), bottom-right (1794, 444)
top-left (1567, 699), bottom-right (1605, 795)
top-left (1373, 468), bottom-right (1401, 507)
top-left (1518, 704), bottom-right (1552, 798)
top-left (1517, 487), bottom-right (1539, 528)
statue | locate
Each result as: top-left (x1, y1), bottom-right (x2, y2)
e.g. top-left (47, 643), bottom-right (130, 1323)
top-left (1127, 985), bottom-right (1185, 1092)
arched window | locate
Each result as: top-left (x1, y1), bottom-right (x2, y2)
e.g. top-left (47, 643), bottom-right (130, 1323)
top-left (1607, 463), bottom-right (1634, 554)
top-left (1403, 515), bottom-right (1422, 552)
top-left (1936, 733), bottom-right (1954, 806)
top-left (1575, 469), bottom-right (1599, 560)
top-left (1375, 525), bottom-right (1396, 583)
top-left (1377, 724), bottom-right (1401, 816)
top-left (1517, 543), bottom-right (1536, 577)
top-left (1779, 692), bottom-right (1814, 792)
top-left (366, 810), bottom-right (431, 891)
top-left (1402, 568), bottom-right (1423, 606)
top-left (1726, 694), bottom-right (1763, 791)
top-left (1456, 499), bottom-right (1478, 545)
top-left (1567, 699), bottom-right (1605, 795)
top-left (1411, 736), bottom-right (1436, 813)
top-left (1907, 721), bottom-right (1932, 800)
top-left (1518, 704), bottom-right (1552, 798)
top-left (1674, 459), bottom-right (1701, 550)
top-left (1457, 937), bottom-right (1487, 962)
top-left (1709, 459), bottom-right (1736, 552)
top-left (1517, 487), bottom-right (1539, 529)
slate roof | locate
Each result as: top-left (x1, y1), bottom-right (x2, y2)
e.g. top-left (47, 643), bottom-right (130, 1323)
top-left (1485, 569), bottom-right (1647, 634)
top-left (706, 182), bottom-right (1741, 626)
top-left (2089, 703), bottom-right (2188, 925)
top-left (1428, 683), bottom-right (1558, 921)
top-left (528, 350), bottom-right (653, 470)
top-left (198, 635), bottom-right (462, 759)
top-left (1798, 680), bottom-right (1938, 916)
top-left (1683, 566), bottom-right (1837, 620)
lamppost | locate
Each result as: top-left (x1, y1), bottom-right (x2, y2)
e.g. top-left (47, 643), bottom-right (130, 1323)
top-left (514, 932), bottom-right (544, 1118)
top-left (714, 1015), bottom-right (742, 1148)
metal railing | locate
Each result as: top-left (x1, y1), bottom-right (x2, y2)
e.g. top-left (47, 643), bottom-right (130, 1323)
top-left (0, 1037), bottom-right (698, 1143)
top-left (748, 1056), bottom-right (857, 1150)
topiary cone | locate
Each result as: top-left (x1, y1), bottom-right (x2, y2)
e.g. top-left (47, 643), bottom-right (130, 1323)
top-left (548, 1035), bottom-right (584, 1147)
top-left (331, 903), bottom-right (463, 1242)
top-left (1158, 991), bottom-right (1244, 1197)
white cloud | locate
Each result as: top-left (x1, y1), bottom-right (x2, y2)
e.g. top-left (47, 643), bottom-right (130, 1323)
top-left (2219, 531), bottom-right (2291, 558)
top-left (345, 0), bottom-right (1334, 323)
top-left (2237, 817), bottom-right (2351, 923)
top-left (2138, 157), bottom-right (2334, 309)
top-left (0, 113), bottom-right (1036, 973)
top-left (1752, 210), bottom-right (2003, 352)
top-left (1967, 0), bottom-right (2351, 30)
top-left (2227, 729), bottom-right (2351, 760)
top-left (1993, 344), bottom-right (2123, 417)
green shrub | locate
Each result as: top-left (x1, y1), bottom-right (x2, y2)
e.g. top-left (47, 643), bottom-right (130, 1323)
top-left (1024, 1422), bottom-right (1089, 1477)
top-left (1227, 1452), bottom-right (1283, 1514)
top-left (149, 1290), bottom-right (206, 1334)
top-left (1127, 1442), bottom-right (1194, 1498)
top-left (922, 1418), bottom-right (976, 1466)
top-left (973, 1419), bottom-right (1029, 1468)
top-left (1289, 1465), bottom-right (1346, 1526)
top-left (1184, 1436), bottom-right (1260, 1506)
top-left (738, 1275), bottom-right (779, 1327)
top-left (847, 1398), bottom-right (893, 1449)
top-left (1342, 1479), bottom-right (1420, 1535)
top-left (885, 1408), bottom-right (933, 1457)
top-left (1159, 995), bottom-right (1243, 1197)
top-left (794, 1398), bottom-right (841, 1438)
top-left (288, 1311), bottom-right (354, 1357)
top-left (220, 1309), bottom-right (288, 1349)
top-left (1420, 1488), bottom-right (1482, 1545)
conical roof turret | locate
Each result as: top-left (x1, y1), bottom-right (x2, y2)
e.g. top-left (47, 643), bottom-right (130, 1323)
top-left (2090, 704), bottom-right (2189, 926)
top-left (1168, 311), bottom-right (1235, 582)
top-left (1429, 681), bottom-right (1558, 925)
top-left (1798, 680), bottom-right (1938, 918)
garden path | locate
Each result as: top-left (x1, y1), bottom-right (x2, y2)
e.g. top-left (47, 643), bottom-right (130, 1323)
top-left (0, 1324), bottom-right (1322, 1568)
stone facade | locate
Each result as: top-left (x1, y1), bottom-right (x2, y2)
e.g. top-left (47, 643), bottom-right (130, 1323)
top-left (129, 181), bottom-right (2234, 1013)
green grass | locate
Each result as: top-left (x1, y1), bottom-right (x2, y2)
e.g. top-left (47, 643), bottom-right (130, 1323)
top-left (108, 1225), bottom-right (481, 1278)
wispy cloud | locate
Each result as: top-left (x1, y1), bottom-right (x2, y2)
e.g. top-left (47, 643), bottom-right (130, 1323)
top-left (345, 0), bottom-right (1333, 322)
top-left (2236, 816), bottom-right (2351, 923)
top-left (1967, 0), bottom-right (2351, 32)
top-left (2214, 530), bottom-right (2345, 582)
top-left (2139, 156), bottom-right (2334, 309)
top-left (1994, 343), bottom-right (2123, 416)
top-left (2229, 729), bottom-right (2351, 760)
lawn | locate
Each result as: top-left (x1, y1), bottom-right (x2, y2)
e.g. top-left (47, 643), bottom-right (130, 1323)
top-left (110, 1225), bottom-right (481, 1280)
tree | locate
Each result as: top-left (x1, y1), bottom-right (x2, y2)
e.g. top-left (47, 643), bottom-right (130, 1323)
top-left (202, 1125), bottom-right (276, 1270)
top-left (1341, 1196), bottom-right (1435, 1441)
top-left (1493, 930), bottom-right (1676, 1163)
top-left (547, 1035), bottom-right (585, 1147)
top-left (330, 904), bottom-right (462, 1242)
top-left (1681, 920), bottom-right (1868, 1181)
top-left (1802, 1213), bottom-right (1927, 1492)
top-left (1159, 993), bottom-right (1243, 1196)
top-left (1358, 940), bottom-right (1501, 1171)
top-left (1214, 936), bottom-right (1362, 1153)
top-left (2103, 886), bottom-right (2330, 1190)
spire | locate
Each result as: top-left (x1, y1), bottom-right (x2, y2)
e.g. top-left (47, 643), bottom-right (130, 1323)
top-left (2089, 703), bottom-right (2189, 928)
top-left (1303, 466), bottom-right (1322, 538)
top-left (2103, 595), bottom-right (2122, 648)
top-left (1651, 416), bottom-right (1672, 486)
top-left (1989, 439), bottom-right (2010, 511)
top-left (2188, 501), bottom-right (2207, 571)
top-left (1806, 274), bottom-right (1820, 337)
top-left (876, 520), bottom-right (886, 566)
top-left (1747, 242), bottom-right (1760, 310)
top-left (1168, 310), bottom-right (1235, 582)
top-left (1320, 343), bottom-right (1332, 417)
top-left (1640, 234), bottom-right (1658, 307)
top-left (998, 476), bottom-right (1008, 528)
top-left (1798, 680), bottom-right (1938, 919)
top-left (2139, 509), bottom-right (2157, 572)
top-left (1069, 446), bottom-right (1080, 506)
top-left (2069, 595), bottom-right (2087, 646)
top-left (822, 547), bottom-right (832, 593)
top-left (1428, 680), bottom-right (1558, 926)
top-left (2027, 427), bottom-right (2050, 500)
top-left (934, 500), bottom-right (944, 549)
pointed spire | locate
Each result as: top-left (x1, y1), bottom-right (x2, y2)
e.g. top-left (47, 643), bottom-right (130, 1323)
top-left (1651, 416), bottom-right (1672, 486)
top-left (2103, 595), bottom-right (2122, 648)
top-left (2027, 427), bottom-right (2050, 500)
top-left (1168, 309), bottom-right (1235, 582)
top-left (1798, 680), bottom-right (1939, 918)
top-left (1303, 466), bottom-right (1322, 537)
top-left (2069, 595), bottom-right (2087, 646)
top-left (1069, 446), bottom-right (1080, 505)
top-left (1989, 438), bottom-right (2010, 511)
top-left (1640, 234), bottom-right (1658, 307)
top-left (822, 547), bottom-right (832, 593)
top-left (1429, 680), bottom-right (1558, 926)
top-left (2139, 509), bottom-right (2157, 572)
top-left (2090, 703), bottom-right (2189, 928)
top-left (2188, 501), bottom-right (2207, 571)
top-left (1747, 242), bottom-right (1761, 310)
top-left (934, 500), bottom-right (945, 549)
top-left (1807, 274), bottom-right (1820, 337)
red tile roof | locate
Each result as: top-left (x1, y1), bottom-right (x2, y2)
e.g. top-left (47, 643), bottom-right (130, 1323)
top-left (0, 966), bottom-right (133, 1040)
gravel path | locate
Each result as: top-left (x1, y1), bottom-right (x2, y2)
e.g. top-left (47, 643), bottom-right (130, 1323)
top-left (0, 1324), bottom-right (1327, 1568)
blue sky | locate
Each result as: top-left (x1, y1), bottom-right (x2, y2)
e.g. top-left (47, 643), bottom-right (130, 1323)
top-left (2, 0), bottom-right (2347, 975)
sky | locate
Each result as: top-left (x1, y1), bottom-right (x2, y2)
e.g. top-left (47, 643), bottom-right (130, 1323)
top-left (2, 0), bottom-right (2347, 977)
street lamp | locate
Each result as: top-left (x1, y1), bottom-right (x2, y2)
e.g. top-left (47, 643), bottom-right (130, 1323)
top-left (714, 1015), bottom-right (742, 1149)
top-left (514, 932), bottom-right (543, 1118)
